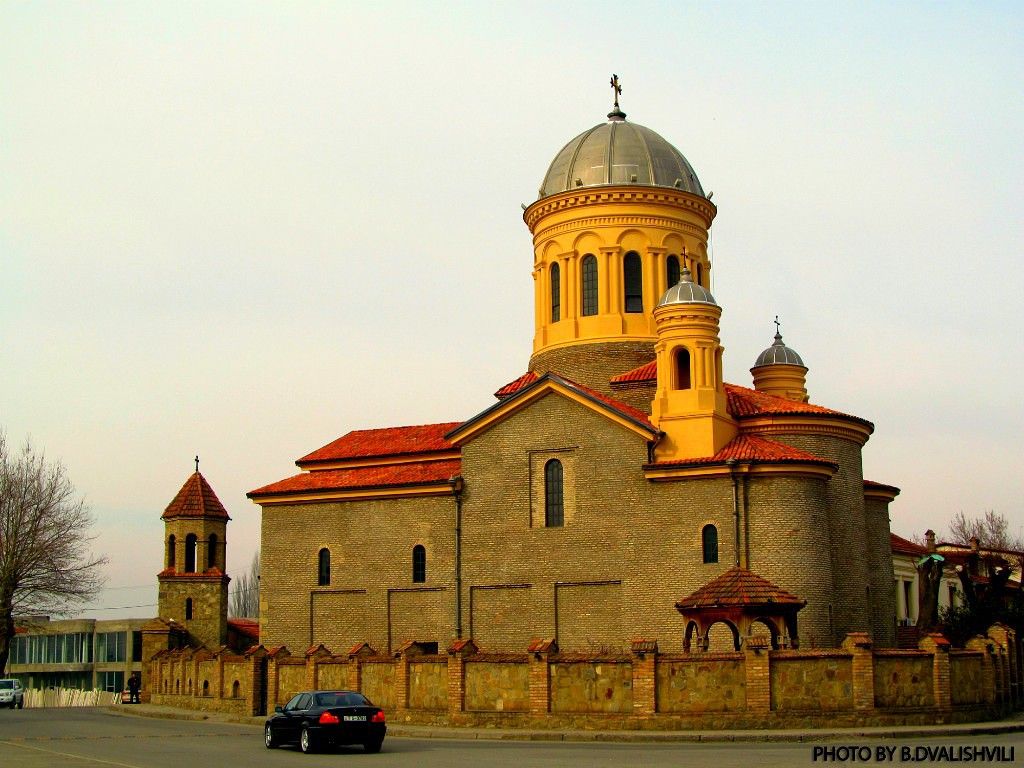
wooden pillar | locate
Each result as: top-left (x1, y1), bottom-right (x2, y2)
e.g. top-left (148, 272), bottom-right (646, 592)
top-left (841, 632), bottom-right (875, 710)
top-left (630, 639), bottom-right (658, 717)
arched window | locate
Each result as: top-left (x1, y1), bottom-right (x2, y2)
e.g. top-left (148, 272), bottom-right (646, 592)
top-left (702, 525), bottom-right (718, 564)
top-left (550, 263), bottom-right (561, 322)
top-left (317, 548), bottom-right (330, 586)
top-left (675, 348), bottom-right (691, 390)
top-left (623, 252), bottom-right (643, 313)
top-left (412, 545), bottom-right (426, 583)
top-left (232, 680), bottom-right (240, 698)
top-left (184, 534), bottom-right (197, 573)
top-left (667, 254), bottom-right (680, 286)
top-left (167, 535), bottom-right (176, 569)
top-left (207, 533), bottom-right (218, 570)
top-left (544, 459), bottom-right (564, 527)
top-left (202, 679), bottom-right (210, 696)
top-left (581, 255), bottom-right (598, 316)
top-left (185, 597), bottom-right (193, 620)
top-left (696, 262), bottom-right (704, 287)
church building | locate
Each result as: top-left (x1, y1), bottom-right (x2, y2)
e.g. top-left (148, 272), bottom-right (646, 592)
top-left (247, 83), bottom-right (901, 655)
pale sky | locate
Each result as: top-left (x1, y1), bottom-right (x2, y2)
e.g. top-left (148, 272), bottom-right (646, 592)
top-left (2, 2), bottom-right (1022, 620)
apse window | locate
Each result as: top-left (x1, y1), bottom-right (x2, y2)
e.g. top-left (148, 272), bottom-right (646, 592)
top-left (317, 548), bottom-right (331, 586)
top-left (702, 524), bottom-right (718, 564)
top-left (412, 545), bottom-right (426, 583)
top-left (544, 459), bottom-right (564, 527)
top-left (623, 252), bottom-right (643, 313)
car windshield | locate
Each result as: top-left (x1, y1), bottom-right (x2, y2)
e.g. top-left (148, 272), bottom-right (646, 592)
top-left (0, 681), bottom-right (13, 689)
top-left (314, 692), bottom-right (366, 708)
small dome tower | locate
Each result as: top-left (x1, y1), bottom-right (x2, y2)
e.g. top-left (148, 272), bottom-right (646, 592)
top-left (750, 320), bottom-right (809, 402)
top-left (650, 267), bottom-right (737, 461)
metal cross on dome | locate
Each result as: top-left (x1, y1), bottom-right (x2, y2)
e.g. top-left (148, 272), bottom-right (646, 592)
top-left (774, 315), bottom-right (781, 335)
top-left (195, 455), bottom-right (200, 473)
top-left (610, 74), bottom-right (622, 109)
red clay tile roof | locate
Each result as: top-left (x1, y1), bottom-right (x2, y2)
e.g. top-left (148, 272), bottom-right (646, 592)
top-left (610, 360), bottom-right (657, 384)
top-left (891, 533), bottom-right (928, 557)
top-left (676, 567), bottom-right (806, 609)
top-left (227, 618), bottom-right (259, 640)
top-left (495, 372), bottom-right (539, 398)
top-left (865, 480), bottom-right (901, 494)
top-left (162, 472), bottom-right (230, 521)
top-left (646, 433), bottom-right (835, 468)
top-left (248, 459), bottom-right (461, 498)
top-left (298, 422), bottom-right (462, 466)
top-left (564, 376), bottom-right (656, 431)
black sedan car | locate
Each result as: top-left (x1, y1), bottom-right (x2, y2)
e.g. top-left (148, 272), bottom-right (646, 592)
top-left (264, 690), bottom-right (387, 753)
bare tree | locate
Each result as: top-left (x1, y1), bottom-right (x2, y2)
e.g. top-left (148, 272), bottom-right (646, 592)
top-left (229, 551), bottom-right (259, 618)
top-left (0, 432), bottom-right (106, 673)
top-left (947, 510), bottom-right (1024, 553)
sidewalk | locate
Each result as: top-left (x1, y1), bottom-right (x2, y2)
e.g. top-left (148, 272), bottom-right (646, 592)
top-left (106, 703), bottom-right (1024, 743)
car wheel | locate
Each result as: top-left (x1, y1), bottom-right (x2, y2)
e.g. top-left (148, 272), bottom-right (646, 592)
top-left (299, 725), bottom-right (316, 754)
top-left (364, 737), bottom-right (383, 754)
top-left (264, 724), bottom-right (277, 749)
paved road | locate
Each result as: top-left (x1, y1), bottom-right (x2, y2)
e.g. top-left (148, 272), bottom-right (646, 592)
top-left (0, 708), bottom-right (1021, 767)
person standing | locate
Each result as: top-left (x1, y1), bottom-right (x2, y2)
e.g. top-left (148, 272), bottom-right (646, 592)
top-left (127, 673), bottom-right (140, 704)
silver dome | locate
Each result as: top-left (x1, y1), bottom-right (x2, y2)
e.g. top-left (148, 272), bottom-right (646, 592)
top-left (753, 331), bottom-right (805, 368)
top-left (657, 267), bottom-right (717, 307)
top-left (539, 115), bottom-right (705, 199)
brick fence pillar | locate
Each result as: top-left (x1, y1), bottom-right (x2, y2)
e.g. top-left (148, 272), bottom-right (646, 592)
top-left (841, 632), bottom-right (875, 710)
top-left (244, 646), bottom-right (267, 716)
top-left (919, 633), bottom-right (951, 711)
top-left (631, 640), bottom-right (658, 717)
top-left (265, 646), bottom-right (289, 711)
top-left (743, 636), bottom-right (771, 712)
top-left (446, 639), bottom-right (478, 716)
top-left (966, 636), bottom-right (996, 706)
top-left (394, 651), bottom-right (412, 711)
top-left (988, 624), bottom-right (1017, 707)
top-left (305, 644), bottom-right (329, 690)
top-left (527, 638), bottom-right (556, 714)
top-left (214, 650), bottom-right (226, 699)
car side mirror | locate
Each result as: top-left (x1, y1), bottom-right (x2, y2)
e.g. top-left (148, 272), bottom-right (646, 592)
top-left (274, 705), bottom-right (283, 713)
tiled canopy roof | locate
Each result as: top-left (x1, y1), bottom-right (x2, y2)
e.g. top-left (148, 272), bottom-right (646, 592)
top-left (495, 372), bottom-right (539, 398)
top-left (676, 567), bottom-right (805, 610)
top-left (248, 459), bottom-right (461, 498)
top-left (162, 472), bottom-right (230, 521)
top-left (609, 360), bottom-right (657, 384)
top-left (298, 422), bottom-right (462, 465)
top-left (646, 433), bottom-right (834, 468)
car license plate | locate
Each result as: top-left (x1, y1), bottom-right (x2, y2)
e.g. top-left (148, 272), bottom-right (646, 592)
top-left (343, 715), bottom-right (366, 722)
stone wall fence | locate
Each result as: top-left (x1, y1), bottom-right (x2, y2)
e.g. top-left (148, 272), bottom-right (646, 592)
top-left (145, 626), bottom-right (1019, 728)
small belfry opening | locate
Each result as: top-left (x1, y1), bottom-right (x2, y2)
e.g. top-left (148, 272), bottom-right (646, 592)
top-left (208, 533), bottom-right (218, 570)
top-left (674, 347), bottom-right (691, 390)
top-left (184, 534), bottom-right (198, 573)
top-left (167, 535), bottom-right (176, 569)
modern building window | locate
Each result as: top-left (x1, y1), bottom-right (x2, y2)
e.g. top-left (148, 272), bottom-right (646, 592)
top-left (167, 535), bottom-right (176, 569)
top-left (550, 263), bottom-right (561, 322)
top-left (667, 254), bottom-right (680, 286)
top-left (207, 533), bottom-right (218, 570)
top-left (623, 252), bottom-right (643, 313)
top-left (318, 548), bottom-right (331, 586)
top-left (675, 348), bottom-right (691, 390)
top-left (581, 254), bottom-right (598, 316)
top-left (544, 459), bottom-right (564, 527)
top-left (702, 525), bottom-right (719, 564)
top-left (98, 671), bottom-right (124, 693)
top-left (96, 632), bottom-right (127, 663)
top-left (132, 631), bottom-right (143, 662)
top-left (412, 545), bottom-right (426, 583)
top-left (184, 534), bottom-right (197, 573)
top-left (185, 598), bottom-right (193, 621)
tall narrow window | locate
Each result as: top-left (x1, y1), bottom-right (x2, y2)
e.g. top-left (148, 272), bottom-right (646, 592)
top-left (317, 548), bottom-right (330, 586)
top-left (623, 252), bottom-right (643, 313)
top-left (702, 525), bottom-right (719, 564)
top-left (207, 533), bottom-right (218, 570)
top-left (184, 534), bottom-right (197, 573)
top-left (167, 535), bottom-right (176, 569)
top-left (412, 545), bottom-right (426, 583)
top-left (581, 254), bottom-right (598, 316)
top-left (675, 348), bottom-right (691, 390)
top-left (550, 263), bottom-right (561, 322)
top-left (544, 459), bottom-right (564, 527)
top-left (667, 254), bottom-right (680, 286)
top-left (696, 263), bottom-right (704, 287)
top-left (185, 598), bottom-right (193, 620)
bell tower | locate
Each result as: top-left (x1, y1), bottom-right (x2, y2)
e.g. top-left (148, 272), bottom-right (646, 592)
top-left (650, 268), bottom-right (737, 461)
top-left (157, 459), bottom-right (230, 649)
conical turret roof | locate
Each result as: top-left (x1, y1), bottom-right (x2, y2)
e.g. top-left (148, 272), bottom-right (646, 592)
top-left (162, 472), bottom-right (230, 521)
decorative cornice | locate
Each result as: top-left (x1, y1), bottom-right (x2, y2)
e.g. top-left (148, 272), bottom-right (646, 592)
top-left (524, 186), bottom-right (716, 230)
top-left (644, 461), bottom-right (836, 482)
top-left (253, 482), bottom-right (455, 506)
top-left (298, 451), bottom-right (461, 471)
top-left (738, 416), bottom-right (873, 446)
top-left (531, 214), bottom-right (710, 245)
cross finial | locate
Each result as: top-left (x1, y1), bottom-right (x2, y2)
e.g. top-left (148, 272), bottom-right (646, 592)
top-left (194, 455), bottom-right (200, 473)
top-left (610, 74), bottom-right (622, 109)
top-left (774, 315), bottom-right (781, 335)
